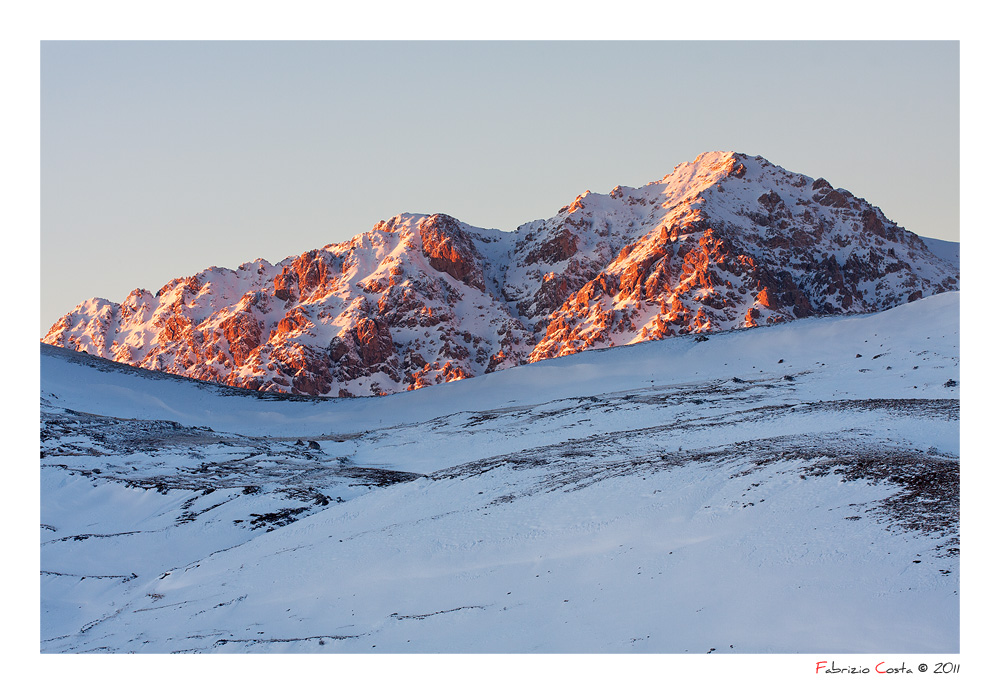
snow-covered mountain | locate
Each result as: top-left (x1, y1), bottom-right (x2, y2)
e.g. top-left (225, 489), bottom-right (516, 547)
top-left (40, 291), bottom-right (959, 653)
top-left (42, 151), bottom-right (958, 397)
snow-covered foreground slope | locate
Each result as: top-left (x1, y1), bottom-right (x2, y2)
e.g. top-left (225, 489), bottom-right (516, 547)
top-left (40, 292), bottom-right (959, 653)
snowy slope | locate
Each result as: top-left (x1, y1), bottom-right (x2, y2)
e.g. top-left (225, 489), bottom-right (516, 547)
top-left (920, 235), bottom-right (960, 268)
top-left (40, 291), bottom-right (959, 653)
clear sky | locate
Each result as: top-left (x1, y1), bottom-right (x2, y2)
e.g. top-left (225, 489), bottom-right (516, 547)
top-left (40, 40), bottom-right (958, 334)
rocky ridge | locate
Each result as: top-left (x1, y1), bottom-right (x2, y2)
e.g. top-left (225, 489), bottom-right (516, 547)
top-left (43, 151), bottom-right (959, 396)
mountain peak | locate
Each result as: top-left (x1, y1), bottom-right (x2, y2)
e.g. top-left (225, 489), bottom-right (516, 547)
top-left (43, 153), bottom-right (959, 397)
top-left (657, 150), bottom-right (742, 180)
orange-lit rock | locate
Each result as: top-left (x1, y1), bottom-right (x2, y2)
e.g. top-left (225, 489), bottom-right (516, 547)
top-left (220, 310), bottom-right (263, 367)
top-left (274, 307), bottom-right (312, 337)
top-left (353, 317), bottom-right (394, 367)
top-left (419, 214), bottom-right (486, 291)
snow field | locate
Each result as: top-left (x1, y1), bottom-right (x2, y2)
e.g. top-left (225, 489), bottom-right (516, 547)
top-left (40, 292), bottom-right (959, 652)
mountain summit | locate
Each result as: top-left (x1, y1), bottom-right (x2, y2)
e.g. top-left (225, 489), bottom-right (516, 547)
top-left (43, 152), bottom-right (959, 397)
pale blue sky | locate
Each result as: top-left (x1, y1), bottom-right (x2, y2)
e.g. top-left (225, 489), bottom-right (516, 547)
top-left (40, 40), bottom-right (958, 333)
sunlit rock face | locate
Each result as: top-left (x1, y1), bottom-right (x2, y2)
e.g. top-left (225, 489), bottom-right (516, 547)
top-left (43, 152), bottom-right (958, 396)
